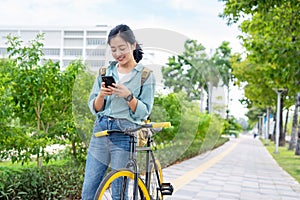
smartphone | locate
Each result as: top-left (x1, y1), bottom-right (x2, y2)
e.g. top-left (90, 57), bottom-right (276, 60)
top-left (102, 76), bottom-right (116, 88)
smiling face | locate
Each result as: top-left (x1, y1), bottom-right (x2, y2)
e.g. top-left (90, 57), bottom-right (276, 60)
top-left (109, 35), bottom-right (136, 67)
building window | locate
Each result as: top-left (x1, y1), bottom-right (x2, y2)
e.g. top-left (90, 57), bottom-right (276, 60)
top-left (0, 30), bottom-right (18, 45)
top-left (86, 49), bottom-right (105, 56)
top-left (20, 30), bottom-right (39, 43)
top-left (85, 60), bottom-right (105, 68)
top-left (43, 31), bottom-right (61, 46)
top-left (64, 38), bottom-right (83, 47)
top-left (0, 48), bottom-right (7, 55)
top-left (43, 48), bottom-right (60, 56)
top-left (0, 30), bottom-right (18, 37)
top-left (63, 49), bottom-right (82, 56)
top-left (87, 31), bottom-right (106, 36)
top-left (86, 38), bottom-right (106, 46)
top-left (63, 60), bottom-right (73, 67)
top-left (64, 31), bottom-right (84, 37)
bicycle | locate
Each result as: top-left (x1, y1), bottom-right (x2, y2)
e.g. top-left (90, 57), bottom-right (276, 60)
top-left (93, 122), bottom-right (174, 200)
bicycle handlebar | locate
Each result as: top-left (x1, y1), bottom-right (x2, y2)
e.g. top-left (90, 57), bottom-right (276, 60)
top-left (151, 122), bottom-right (171, 129)
top-left (94, 122), bottom-right (171, 138)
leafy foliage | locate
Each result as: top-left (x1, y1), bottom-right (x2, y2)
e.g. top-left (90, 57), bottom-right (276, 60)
top-left (0, 34), bottom-right (86, 165)
top-left (162, 39), bottom-right (208, 100)
top-left (72, 70), bottom-right (96, 149)
top-left (0, 165), bottom-right (84, 199)
top-left (162, 39), bottom-right (233, 114)
top-left (151, 92), bottom-right (227, 167)
top-left (221, 0), bottom-right (300, 146)
top-left (222, 0), bottom-right (300, 107)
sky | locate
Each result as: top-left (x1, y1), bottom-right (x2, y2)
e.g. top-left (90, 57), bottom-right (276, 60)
top-left (0, 0), bottom-right (248, 119)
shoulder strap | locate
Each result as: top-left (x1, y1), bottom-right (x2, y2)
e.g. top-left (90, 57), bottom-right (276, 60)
top-left (99, 61), bottom-right (118, 77)
top-left (141, 67), bottom-right (152, 85)
top-left (99, 66), bottom-right (108, 76)
top-left (138, 67), bottom-right (152, 97)
top-left (99, 65), bottom-right (152, 86)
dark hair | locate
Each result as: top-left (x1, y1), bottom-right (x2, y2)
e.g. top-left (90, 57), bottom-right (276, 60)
top-left (107, 24), bottom-right (143, 63)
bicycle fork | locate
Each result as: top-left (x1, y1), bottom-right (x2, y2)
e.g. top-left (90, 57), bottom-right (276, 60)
top-left (144, 139), bottom-right (174, 198)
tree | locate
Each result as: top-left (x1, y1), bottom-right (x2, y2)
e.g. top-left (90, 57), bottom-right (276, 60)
top-left (211, 41), bottom-right (232, 115)
top-left (71, 68), bottom-right (96, 161)
top-left (294, 94), bottom-right (300, 154)
top-left (0, 59), bottom-right (14, 128)
top-left (211, 41), bottom-right (232, 88)
top-left (2, 34), bottom-right (85, 166)
top-left (221, 0), bottom-right (300, 147)
top-left (49, 60), bottom-right (87, 163)
top-left (162, 39), bottom-right (208, 101)
top-left (162, 40), bottom-right (233, 113)
top-left (288, 96), bottom-right (298, 150)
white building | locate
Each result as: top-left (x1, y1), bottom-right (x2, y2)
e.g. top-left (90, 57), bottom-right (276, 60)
top-left (0, 25), bottom-right (110, 70)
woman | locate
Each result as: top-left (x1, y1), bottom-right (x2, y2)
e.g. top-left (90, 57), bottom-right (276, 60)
top-left (81, 24), bottom-right (155, 199)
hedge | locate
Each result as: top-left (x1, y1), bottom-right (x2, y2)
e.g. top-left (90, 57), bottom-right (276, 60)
top-left (0, 164), bottom-right (84, 200)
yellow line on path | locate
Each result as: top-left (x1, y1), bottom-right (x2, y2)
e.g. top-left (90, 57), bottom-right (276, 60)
top-left (171, 139), bottom-right (240, 192)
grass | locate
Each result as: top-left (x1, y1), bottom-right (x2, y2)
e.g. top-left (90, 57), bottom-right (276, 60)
top-left (265, 140), bottom-right (300, 184)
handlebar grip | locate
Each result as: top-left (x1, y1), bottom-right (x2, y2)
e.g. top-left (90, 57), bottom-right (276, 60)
top-left (152, 122), bottom-right (171, 129)
top-left (94, 130), bottom-right (109, 137)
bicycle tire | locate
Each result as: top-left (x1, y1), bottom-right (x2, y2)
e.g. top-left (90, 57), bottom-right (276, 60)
top-left (149, 159), bottom-right (164, 200)
top-left (94, 168), bottom-right (151, 200)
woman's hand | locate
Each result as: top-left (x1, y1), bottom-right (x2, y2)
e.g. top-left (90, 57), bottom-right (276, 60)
top-left (100, 82), bottom-right (113, 97)
top-left (110, 83), bottom-right (131, 98)
top-left (94, 82), bottom-right (113, 112)
top-left (110, 83), bottom-right (137, 112)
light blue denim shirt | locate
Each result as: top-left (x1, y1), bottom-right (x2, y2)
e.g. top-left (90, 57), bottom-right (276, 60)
top-left (88, 63), bottom-right (156, 124)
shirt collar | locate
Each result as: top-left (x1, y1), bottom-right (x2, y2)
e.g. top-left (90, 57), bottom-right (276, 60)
top-left (112, 62), bottom-right (144, 73)
top-left (134, 63), bottom-right (144, 72)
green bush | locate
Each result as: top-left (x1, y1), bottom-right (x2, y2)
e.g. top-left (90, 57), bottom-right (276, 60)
top-left (153, 113), bottom-right (226, 167)
top-left (150, 92), bottom-right (228, 167)
top-left (222, 116), bottom-right (243, 137)
top-left (0, 164), bottom-right (84, 200)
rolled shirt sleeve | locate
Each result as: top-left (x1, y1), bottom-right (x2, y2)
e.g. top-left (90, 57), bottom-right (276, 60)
top-left (88, 76), bottom-right (102, 116)
top-left (129, 72), bottom-right (155, 121)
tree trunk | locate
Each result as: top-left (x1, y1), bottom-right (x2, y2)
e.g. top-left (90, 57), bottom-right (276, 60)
top-left (283, 108), bottom-right (289, 143)
top-left (272, 112), bottom-right (276, 141)
top-left (208, 82), bottom-right (213, 113)
top-left (295, 122), bottom-right (300, 155)
top-left (265, 107), bottom-right (270, 145)
top-left (72, 139), bottom-right (78, 164)
top-left (288, 97), bottom-right (298, 150)
top-left (200, 85), bottom-right (205, 112)
top-left (258, 117), bottom-right (262, 136)
top-left (295, 93), bottom-right (300, 155)
top-left (279, 96), bottom-right (285, 146)
top-left (37, 155), bottom-right (43, 168)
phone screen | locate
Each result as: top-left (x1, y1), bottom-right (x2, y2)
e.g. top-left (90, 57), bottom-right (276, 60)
top-left (102, 76), bottom-right (116, 88)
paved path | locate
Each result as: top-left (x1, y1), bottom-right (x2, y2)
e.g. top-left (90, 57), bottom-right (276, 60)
top-left (163, 134), bottom-right (300, 200)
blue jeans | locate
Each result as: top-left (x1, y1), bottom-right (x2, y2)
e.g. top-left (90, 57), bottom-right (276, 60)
top-left (81, 116), bottom-right (137, 200)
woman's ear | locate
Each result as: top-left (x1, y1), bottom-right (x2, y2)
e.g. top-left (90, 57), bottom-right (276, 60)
top-left (131, 42), bottom-right (137, 51)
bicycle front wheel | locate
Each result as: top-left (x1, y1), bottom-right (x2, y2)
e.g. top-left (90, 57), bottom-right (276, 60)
top-left (94, 168), bottom-right (151, 200)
